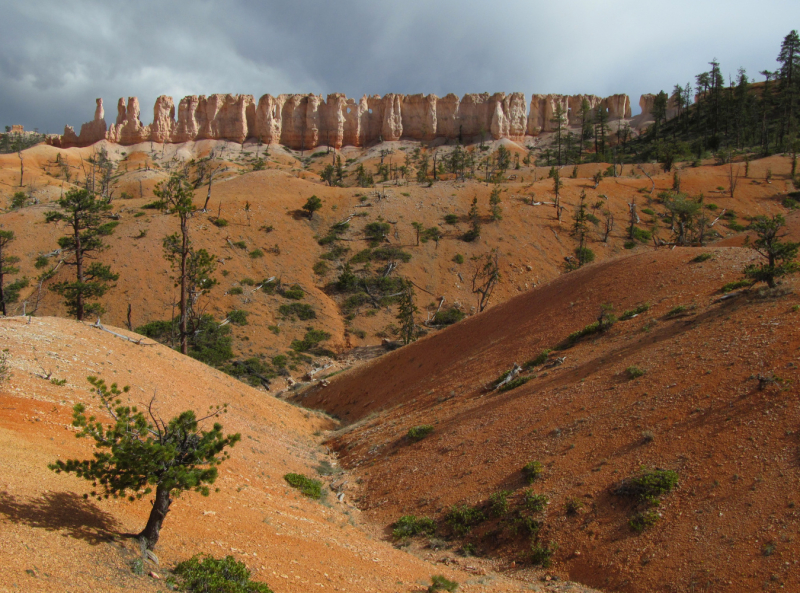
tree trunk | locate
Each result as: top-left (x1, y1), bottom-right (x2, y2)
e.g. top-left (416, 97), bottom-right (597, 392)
top-left (138, 485), bottom-right (172, 550)
top-left (74, 217), bottom-right (84, 321)
top-left (179, 215), bottom-right (189, 355)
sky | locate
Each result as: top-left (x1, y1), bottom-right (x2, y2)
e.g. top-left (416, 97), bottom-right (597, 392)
top-left (1, 0), bottom-right (799, 134)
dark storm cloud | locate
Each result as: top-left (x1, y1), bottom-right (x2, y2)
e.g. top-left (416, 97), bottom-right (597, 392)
top-left (1, 0), bottom-right (799, 133)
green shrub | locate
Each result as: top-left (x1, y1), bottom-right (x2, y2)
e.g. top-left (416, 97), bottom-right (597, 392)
top-left (313, 261), bottom-right (328, 276)
top-left (665, 305), bottom-right (687, 317)
top-left (523, 491), bottom-right (548, 513)
top-left (432, 307), bottom-right (465, 326)
top-left (623, 240), bottom-right (637, 249)
top-left (283, 473), bottom-right (323, 499)
top-left (629, 510), bottom-right (660, 533)
top-left (407, 425), bottom-right (434, 441)
top-left (227, 309), bottom-right (249, 325)
top-left (522, 461), bottom-right (543, 483)
top-left (212, 218), bottom-right (228, 227)
top-left (233, 241), bottom-right (247, 249)
top-left (392, 515), bottom-right (436, 539)
top-left (574, 246), bottom-right (595, 264)
top-left (721, 279), bottom-right (751, 293)
top-left (249, 249), bottom-right (264, 259)
top-left (445, 504), bottom-right (485, 536)
top-left (498, 376), bottom-right (530, 392)
top-left (278, 303), bottom-right (316, 320)
top-left (229, 286), bottom-right (244, 295)
top-left (784, 197), bottom-right (799, 210)
top-left (444, 214), bottom-right (459, 225)
top-left (631, 226), bottom-right (652, 243)
top-left (282, 285), bottom-right (304, 300)
top-left (641, 208), bottom-right (655, 216)
top-left (428, 575), bottom-right (458, 593)
top-left (489, 490), bottom-right (511, 517)
top-left (372, 246), bottom-right (412, 262)
top-left (626, 366), bottom-right (645, 379)
top-left (461, 228), bottom-right (480, 243)
top-left (530, 541), bottom-right (558, 567)
top-left (620, 303), bottom-right (650, 320)
top-left (290, 329), bottom-right (330, 353)
top-left (364, 221), bottom-right (391, 245)
top-left (222, 357), bottom-right (276, 387)
top-left (618, 468), bottom-right (679, 503)
top-left (141, 200), bottom-right (161, 209)
top-left (34, 255), bottom-right (49, 269)
top-left (524, 349), bottom-right (551, 369)
top-left (240, 277), bottom-right (256, 286)
top-left (172, 555), bottom-right (273, 593)
top-left (452, 254), bottom-right (464, 264)
top-left (261, 279), bottom-right (279, 294)
top-left (692, 253), bottom-right (713, 263)
top-left (271, 354), bottom-right (287, 367)
top-left (726, 221), bottom-right (747, 232)
top-left (508, 514), bottom-right (542, 537)
top-left (565, 497), bottom-right (583, 516)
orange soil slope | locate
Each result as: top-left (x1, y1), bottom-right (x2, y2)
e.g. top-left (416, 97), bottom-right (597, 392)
top-left (295, 225), bottom-right (800, 593)
top-left (1, 143), bottom-right (796, 385)
top-left (0, 316), bottom-right (588, 593)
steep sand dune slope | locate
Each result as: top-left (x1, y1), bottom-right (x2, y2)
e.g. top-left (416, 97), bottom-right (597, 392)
top-left (296, 233), bottom-right (800, 592)
top-left (0, 317), bottom-right (596, 592)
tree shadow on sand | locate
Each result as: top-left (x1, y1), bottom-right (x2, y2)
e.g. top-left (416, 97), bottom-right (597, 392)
top-left (0, 490), bottom-right (121, 545)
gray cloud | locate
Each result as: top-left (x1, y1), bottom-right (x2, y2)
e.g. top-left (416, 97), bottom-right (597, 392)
top-left (1, 0), bottom-right (799, 133)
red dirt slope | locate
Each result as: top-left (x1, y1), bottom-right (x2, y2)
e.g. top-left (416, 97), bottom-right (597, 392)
top-left (296, 223), bottom-right (800, 592)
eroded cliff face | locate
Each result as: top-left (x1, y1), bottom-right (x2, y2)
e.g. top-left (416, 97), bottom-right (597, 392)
top-left (50, 91), bottom-right (637, 149)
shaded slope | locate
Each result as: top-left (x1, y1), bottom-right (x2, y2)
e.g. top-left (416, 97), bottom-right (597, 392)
top-left (295, 239), bottom-right (800, 592)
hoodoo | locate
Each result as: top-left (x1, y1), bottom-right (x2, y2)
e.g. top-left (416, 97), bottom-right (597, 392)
top-left (49, 91), bottom-right (634, 150)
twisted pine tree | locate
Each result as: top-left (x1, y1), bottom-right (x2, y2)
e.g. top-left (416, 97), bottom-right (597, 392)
top-left (50, 377), bottom-right (240, 550)
top-left (743, 214), bottom-right (800, 288)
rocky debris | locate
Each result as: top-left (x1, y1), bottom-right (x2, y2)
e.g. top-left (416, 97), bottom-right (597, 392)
top-left (49, 91), bottom-right (637, 149)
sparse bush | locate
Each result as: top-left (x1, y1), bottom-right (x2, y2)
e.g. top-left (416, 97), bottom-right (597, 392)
top-left (629, 510), bottom-right (660, 533)
top-left (530, 541), bottom-right (558, 567)
top-left (227, 309), bottom-right (249, 325)
top-left (522, 461), bottom-right (543, 483)
top-left (432, 307), bottom-right (465, 326)
top-left (631, 226), bottom-right (652, 243)
top-left (452, 254), bottom-right (464, 264)
top-left (249, 249), bottom-right (264, 259)
top-left (444, 214), bottom-right (459, 225)
top-left (620, 303), bottom-right (650, 320)
top-left (282, 285), bottom-right (304, 300)
top-left (523, 490), bottom-right (548, 513)
top-left (445, 504), bottom-right (485, 536)
top-left (290, 328), bottom-right (330, 353)
top-left (312, 261), bottom-right (328, 276)
top-left (34, 255), bottom-right (49, 269)
top-left (642, 430), bottom-right (655, 443)
top-left (407, 425), bottom-right (434, 441)
top-left (240, 278), bottom-right (256, 286)
top-left (233, 241), bottom-right (247, 249)
top-left (392, 515), bottom-right (436, 539)
top-left (229, 286), bottom-right (244, 295)
top-left (428, 575), bottom-right (458, 593)
top-left (172, 554), bottom-right (273, 593)
top-left (524, 349), bottom-right (551, 369)
top-left (617, 468), bottom-right (679, 503)
top-left (626, 366), bottom-right (645, 380)
top-left (721, 279), bottom-right (751, 293)
top-left (498, 376), bottom-right (530, 392)
top-left (278, 303), bottom-right (316, 320)
top-left (692, 253), bottom-right (713, 263)
top-left (565, 497), bottom-right (583, 516)
top-left (624, 240), bottom-right (637, 249)
top-left (212, 218), bottom-right (228, 227)
top-left (283, 473), bottom-right (322, 499)
top-left (489, 490), bottom-right (511, 517)
top-left (665, 305), bottom-right (687, 317)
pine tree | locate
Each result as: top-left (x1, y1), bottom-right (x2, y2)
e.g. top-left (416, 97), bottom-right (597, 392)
top-left (743, 214), bottom-right (800, 288)
top-left (50, 376), bottom-right (240, 550)
top-left (570, 190), bottom-right (592, 267)
top-left (551, 104), bottom-right (567, 166)
top-left (45, 189), bottom-right (119, 320)
top-left (489, 186), bottom-right (502, 221)
top-left (0, 230), bottom-right (28, 316)
top-left (396, 283), bottom-right (418, 345)
top-left (777, 30), bottom-right (800, 148)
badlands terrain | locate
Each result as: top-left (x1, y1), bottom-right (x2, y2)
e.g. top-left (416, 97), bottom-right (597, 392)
top-left (0, 104), bottom-right (799, 592)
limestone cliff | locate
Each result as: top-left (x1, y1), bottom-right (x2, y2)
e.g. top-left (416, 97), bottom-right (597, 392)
top-left (49, 91), bottom-right (638, 149)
